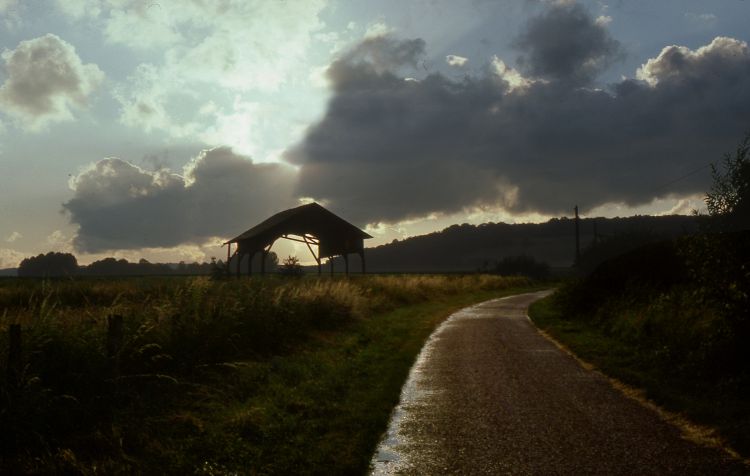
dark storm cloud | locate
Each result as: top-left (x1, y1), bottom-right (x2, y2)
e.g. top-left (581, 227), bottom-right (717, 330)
top-left (288, 26), bottom-right (750, 225)
top-left (63, 147), bottom-right (296, 253)
top-left (513, 1), bottom-right (624, 85)
top-left (326, 35), bottom-right (427, 91)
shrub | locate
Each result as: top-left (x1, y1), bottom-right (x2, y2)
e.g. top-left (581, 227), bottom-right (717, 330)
top-left (279, 256), bottom-right (304, 277)
top-left (491, 255), bottom-right (550, 280)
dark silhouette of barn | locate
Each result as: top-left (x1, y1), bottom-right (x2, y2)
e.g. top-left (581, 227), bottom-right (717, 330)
top-left (225, 202), bottom-right (372, 276)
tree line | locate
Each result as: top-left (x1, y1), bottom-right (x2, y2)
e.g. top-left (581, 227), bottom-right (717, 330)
top-left (18, 254), bottom-right (220, 277)
top-left (17, 252), bottom-right (281, 277)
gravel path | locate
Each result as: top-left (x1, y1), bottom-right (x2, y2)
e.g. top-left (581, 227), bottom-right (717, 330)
top-left (371, 290), bottom-right (749, 475)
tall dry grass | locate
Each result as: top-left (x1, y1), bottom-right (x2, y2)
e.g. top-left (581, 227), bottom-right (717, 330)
top-left (0, 274), bottom-right (529, 471)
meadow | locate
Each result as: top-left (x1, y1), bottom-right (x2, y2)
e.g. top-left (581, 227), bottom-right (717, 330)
top-left (0, 274), bottom-right (535, 474)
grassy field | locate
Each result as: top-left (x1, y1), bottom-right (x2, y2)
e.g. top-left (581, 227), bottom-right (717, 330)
top-left (0, 274), bottom-right (538, 474)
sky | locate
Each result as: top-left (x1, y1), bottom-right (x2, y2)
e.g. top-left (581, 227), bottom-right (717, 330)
top-left (1, 0), bottom-right (749, 267)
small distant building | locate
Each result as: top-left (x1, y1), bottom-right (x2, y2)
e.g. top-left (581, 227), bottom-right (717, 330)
top-left (225, 202), bottom-right (372, 276)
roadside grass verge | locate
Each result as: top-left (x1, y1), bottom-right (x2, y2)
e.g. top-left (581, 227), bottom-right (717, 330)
top-left (0, 275), bottom-right (542, 474)
top-left (529, 291), bottom-right (750, 459)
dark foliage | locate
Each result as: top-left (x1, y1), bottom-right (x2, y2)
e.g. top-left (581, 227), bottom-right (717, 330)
top-left (18, 252), bottom-right (78, 277)
top-left (575, 231), bottom-right (668, 276)
top-left (84, 257), bottom-right (173, 276)
top-left (563, 240), bottom-right (687, 313)
top-left (364, 214), bottom-right (704, 272)
top-left (706, 133), bottom-right (750, 231)
top-left (680, 231), bottom-right (750, 333)
top-left (557, 231), bottom-right (749, 381)
top-left (16, 254), bottom-right (226, 277)
top-left (482, 255), bottom-right (550, 279)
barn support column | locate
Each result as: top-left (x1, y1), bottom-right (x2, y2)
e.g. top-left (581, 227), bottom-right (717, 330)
top-left (360, 251), bottom-right (366, 274)
top-left (260, 250), bottom-right (267, 275)
top-left (247, 251), bottom-right (255, 276)
top-left (301, 235), bottom-right (321, 277)
top-left (344, 254), bottom-right (349, 276)
top-left (236, 251), bottom-right (242, 278)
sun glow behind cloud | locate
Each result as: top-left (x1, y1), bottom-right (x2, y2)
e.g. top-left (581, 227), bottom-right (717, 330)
top-left (63, 0), bottom-right (334, 163)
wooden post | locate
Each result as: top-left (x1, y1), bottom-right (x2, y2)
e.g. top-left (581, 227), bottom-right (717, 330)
top-left (318, 261), bottom-right (322, 276)
top-left (236, 252), bottom-right (242, 277)
top-left (360, 251), bottom-right (366, 274)
top-left (573, 205), bottom-right (581, 264)
top-left (344, 254), bottom-right (349, 275)
top-left (7, 324), bottom-right (21, 387)
top-left (107, 315), bottom-right (124, 379)
top-left (226, 243), bottom-right (231, 274)
top-left (260, 250), bottom-right (267, 275)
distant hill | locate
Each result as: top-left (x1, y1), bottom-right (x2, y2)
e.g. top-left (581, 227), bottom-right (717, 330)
top-left (356, 215), bottom-right (703, 273)
top-left (3, 215), bottom-right (703, 277)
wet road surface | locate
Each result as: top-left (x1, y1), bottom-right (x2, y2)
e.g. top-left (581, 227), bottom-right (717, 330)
top-left (371, 291), bottom-right (748, 475)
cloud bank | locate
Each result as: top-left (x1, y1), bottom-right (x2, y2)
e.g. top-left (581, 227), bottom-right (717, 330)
top-left (286, 6), bottom-right (750, 225)
top-left (0, 34), bottom-right (104, 129)
top-left (61, 1), bottom-right (750, 251)
top-left (63, 148), bottom-right (296, 253)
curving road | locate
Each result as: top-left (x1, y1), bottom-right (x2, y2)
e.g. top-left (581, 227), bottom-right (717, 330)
top-left (371, 290), bottom-right (749, 475)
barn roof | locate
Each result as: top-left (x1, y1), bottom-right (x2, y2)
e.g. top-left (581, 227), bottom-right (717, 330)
top-left (226, 202), bottom-right (372, 244)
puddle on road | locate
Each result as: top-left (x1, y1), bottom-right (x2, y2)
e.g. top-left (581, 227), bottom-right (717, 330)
top-left (369, 297), bottom-right (514, 475)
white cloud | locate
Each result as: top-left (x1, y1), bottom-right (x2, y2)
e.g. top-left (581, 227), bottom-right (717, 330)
top-left (47, 230), bottom-right (66, 245)
top-left (0, 0), bottom-right (17, 11)
top-left (5, 231), bottom-right (22, 243)
top-left (595, 15), bottom-right (612, 26)
top-left (54, 0), bottom-right (102, 19)
top-left (0, 0), bottom-right (21, 29)
top-left (0, 34), bottom-right (104, 130)
top-left (590, 194), bottom-right (707, 218)
top-left (365, 21), bottom-right (393, 39)
top-left (0, 247), bottom-right (23, 268)
top-left (446, 54), bottom-right (468, 67)
top-left (47, 230), bottom-right (73, 252)
top-left (663, 196), bottom-right (706, 216)
top-left (93, 0), bottom-right (328, 154)
top-left (113, 63), bottom-right (200, 137)
top-left (198, 100), bottom-right (262, 159)
top-left (60, 0), bottom-right (326, 89)
top-left (685, 12), bottom-right (718, 29)
top-left (637, 36), bottom-right (748, 86)
top-left (104, 6), bottom-right (182, 49)
top-left (491, 56), bottom-right (532, 91)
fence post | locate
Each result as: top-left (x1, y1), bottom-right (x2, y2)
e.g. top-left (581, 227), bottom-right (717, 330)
top-left (7, 324), bottom-right (21, 387)
top-left (107, 315), bottom-right (123, 379)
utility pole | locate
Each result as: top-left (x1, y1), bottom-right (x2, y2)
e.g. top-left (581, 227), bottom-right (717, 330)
top-left (573, 205), bottom-right (581, 265)
top-left (593, 219), bottom-right (598, 245)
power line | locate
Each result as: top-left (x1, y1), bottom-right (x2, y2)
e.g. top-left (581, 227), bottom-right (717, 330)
top-left (651, 162), bottom-right (713, 194)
